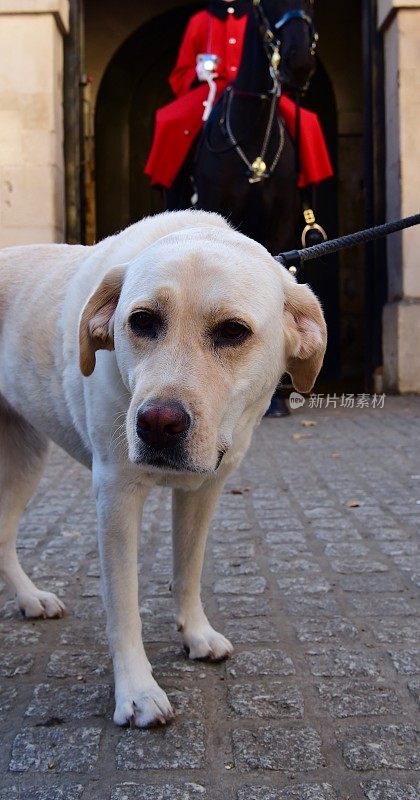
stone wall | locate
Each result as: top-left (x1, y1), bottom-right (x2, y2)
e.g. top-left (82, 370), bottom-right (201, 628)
top-left (0, 1), bottom-right (69, 246)
top-left (379, 0), bottom-right (420, 392)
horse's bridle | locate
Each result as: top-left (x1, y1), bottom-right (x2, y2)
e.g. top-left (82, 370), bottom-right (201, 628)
top-left (253, 0), bottom-right (318, 83)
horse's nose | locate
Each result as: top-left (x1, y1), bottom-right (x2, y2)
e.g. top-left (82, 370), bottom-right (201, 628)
top-left (136, 400), bottom-right (191, 449)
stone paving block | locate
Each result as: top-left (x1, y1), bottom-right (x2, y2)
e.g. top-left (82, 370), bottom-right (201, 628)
top-left (111, 784), bottom-right (207, 799)
top-left (363, 528), bottom-right (410, 542)
top-left (213, 543), bottom-right (255, 559)
top-left (324, 542), bottom-right (369, 557)
top-left (227, 648), bottom-right (295, 677)
top-left (306, 647), bottom-right (379, 677)
top-left (310, 520), bottom-right (355, 532)
top-left (232, 725), bottom-right (324, 771)
top-left (284, 595), bottom-right (340, 615)
top-left (116, 721), bottom-right (205, 769)
top-left (0, 651), bottom-right (34, 676)
top-left (213, 576), bottom-right (267, 594)
top-left (266, 544), bottom-right (309, 558)
top-left (313, 529), bottom-right (362, 542)
top-left (0, 785), bottom-right (84, 800)
top-left (269, 558), bottom-right (320, 574)
top-left (59, 624), bottom-right (108, 648)
top-left (372, 620), bottom-right (419, 644)
top-left (30, 557), bottom-right (80, 578)
top-left (317, 680), bottom-right (399, 718)
top-left (140, 597), bottom-right (174, 622)
top-left (216, 519), bottom-right (252, 532)
top-left (0, 621), bottom-right (42, 646)
top-left (329, 558), bottom-right (388, 574)
top-left (0, 596), bottom-right (22, 622)
top-left (225, 617), bottom-right (279, 642)
top-left (0, 684), bottom-right (18, 719)
top-left (80, 578), bottom-right (101, 597)
top-left (142, 622), bottom-right (179, 643)
top-left (167, 687), bottom-right (204, 716)
top-left (151, 646), bottom-right (208, 680)
top-left (46, 650), bottom-right (111, 678)
top-left (388, 650), bottom-right (420, 675)
top-left (25, 682), bottom-right (111, 721)
top-left (228, 682), bottom-right (304, 718)
top-left (393, 555), bottom-right (420, 573)
top-left (349, 596), bottom-right (414, 616)
top-left (265, 530), bottom-right (307, 545)
top-left (407, 679), bottom-right (420, 707)
top-left (236, 787), bottom-right (337, 800)
top-left (339, 575), bottom-right (402, 593)
top-left (216, 595), bottom-right (272, 618)
top-left (214, 559), bottom-right (260, 577)
top-left (9, 726), bottom-right (102, 773)
top-left (361, 779), bottom-right (420, 799)
top-left (379, 542), bottom-right (419, 556)
top-left (295, 616), bottom-right (358, 643)
top-left (71, 598), bottom-right (105, 621)
top-left (276, 576), bottom-right (331, 595)
top-left (340, 723), bottom-right (420, 770)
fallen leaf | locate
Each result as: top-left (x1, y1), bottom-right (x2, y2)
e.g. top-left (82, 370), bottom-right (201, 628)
top-left (62, 530), bottom-right (81, 538)
top-left (292, 432), bottom-right (313, 440)
top-left (301, 420), bottom-right (316, 427)
top-left (345, 499), bottom-right (361, 508)
top-left (331, 453), bottom-right (341, 458)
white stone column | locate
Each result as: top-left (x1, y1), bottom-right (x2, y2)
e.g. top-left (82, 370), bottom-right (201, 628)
top-left (0, 1), bottom-right (69, 246)
top-left (379, 0), bottom-right (420, 392)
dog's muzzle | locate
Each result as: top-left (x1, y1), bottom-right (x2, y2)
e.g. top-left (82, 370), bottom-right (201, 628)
top-left (136, 399), bottom-right (191, 451)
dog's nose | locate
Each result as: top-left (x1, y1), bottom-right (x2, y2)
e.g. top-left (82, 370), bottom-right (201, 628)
top-left (136, 400), bottom-right (191, 449)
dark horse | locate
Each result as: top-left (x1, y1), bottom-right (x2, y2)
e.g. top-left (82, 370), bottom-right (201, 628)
top-left (167, 0), bottom-right (320, 255)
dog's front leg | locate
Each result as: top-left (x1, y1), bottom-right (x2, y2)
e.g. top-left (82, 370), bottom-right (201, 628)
top-left (172, 480), bottom-right (233, 661)
top-left (94, 465), bottom-right (174, 727)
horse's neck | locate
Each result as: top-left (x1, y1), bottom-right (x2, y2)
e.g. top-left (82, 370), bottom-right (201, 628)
top-left (233, 11), bottom-right (273, 95)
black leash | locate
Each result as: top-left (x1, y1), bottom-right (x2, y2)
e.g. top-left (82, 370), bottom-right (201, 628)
top-left (275, 213), bottom-right (420, 274)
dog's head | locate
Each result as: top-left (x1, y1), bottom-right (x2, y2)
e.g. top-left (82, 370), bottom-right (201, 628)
top-left (79, 219), bottom-right (326, 476)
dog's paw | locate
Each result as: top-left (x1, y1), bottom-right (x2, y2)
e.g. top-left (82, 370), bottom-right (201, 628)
top-left (18, 589), bottom-right (65, 619)
top-left (114, 679), bottom-right (175, 728)
top-left (182, 624), bottom-right (233, 662)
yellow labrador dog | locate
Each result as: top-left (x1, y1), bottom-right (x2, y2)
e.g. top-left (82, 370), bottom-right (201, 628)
top-left (0, 210), bottom-right (326, 727)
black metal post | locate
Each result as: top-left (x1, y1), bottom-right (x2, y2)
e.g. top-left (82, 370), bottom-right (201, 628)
top-left (362, 0), bottom-right (387, 390)
top-left (63, 0), bottom-right (85, 244)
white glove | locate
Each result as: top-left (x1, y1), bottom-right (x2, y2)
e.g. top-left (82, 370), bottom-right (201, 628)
top-left (196, 61), bottom-right (217, 82)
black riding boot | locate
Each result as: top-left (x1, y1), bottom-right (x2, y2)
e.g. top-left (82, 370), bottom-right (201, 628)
top-left (264, 391), bottom-right (290, 418)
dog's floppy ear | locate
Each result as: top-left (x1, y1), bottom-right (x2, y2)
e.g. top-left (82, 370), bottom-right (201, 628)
top-left (79, 265), bottom-right (126, 377)
top-left (282, 274), bottom-right (327, 393)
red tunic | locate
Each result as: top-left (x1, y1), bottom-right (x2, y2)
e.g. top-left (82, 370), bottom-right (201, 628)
top-left (144, 9), bottom-right (333, 189)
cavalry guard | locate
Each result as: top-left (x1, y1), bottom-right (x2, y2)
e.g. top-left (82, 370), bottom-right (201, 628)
top-left (145, 0), bottom-right (333, 206)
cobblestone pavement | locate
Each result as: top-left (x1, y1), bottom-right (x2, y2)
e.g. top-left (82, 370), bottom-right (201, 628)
top-left (1, 396), bottom-right (419, 800)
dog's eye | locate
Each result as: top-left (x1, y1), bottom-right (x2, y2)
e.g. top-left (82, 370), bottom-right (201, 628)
top-left (212, 320), bottom-right (251, 347)
top-left (129, 311), bottom-right (162, 339)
